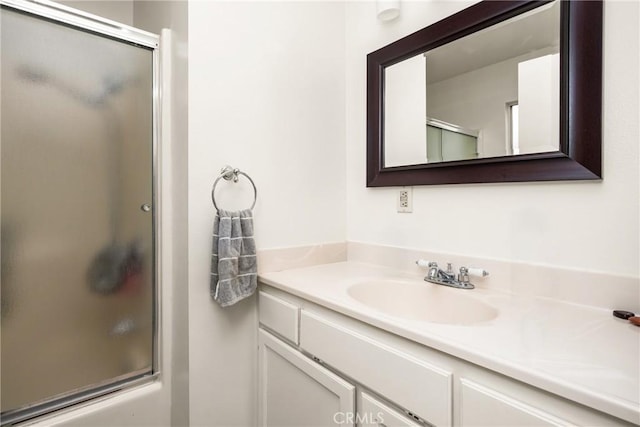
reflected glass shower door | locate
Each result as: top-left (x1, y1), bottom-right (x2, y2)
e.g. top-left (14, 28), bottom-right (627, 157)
top-left (1, 4), bottom-right (155, 419)
top-left (426, 125), bottom-right (478, 162)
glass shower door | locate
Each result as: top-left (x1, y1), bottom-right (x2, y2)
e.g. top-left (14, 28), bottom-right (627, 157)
top-left (1, 4), bottom-right (156, 421)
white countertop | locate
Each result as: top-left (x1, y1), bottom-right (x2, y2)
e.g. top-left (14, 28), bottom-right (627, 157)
top-left (259, 261), bottom-right (640, 425)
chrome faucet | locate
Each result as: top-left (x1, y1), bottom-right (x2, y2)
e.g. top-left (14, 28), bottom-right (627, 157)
top-left (417, 260), bottom-right (488, 290)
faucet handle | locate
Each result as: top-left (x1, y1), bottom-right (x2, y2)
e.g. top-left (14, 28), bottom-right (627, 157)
top-left (467, 267), bottom-right (489, 277)
top-left (416, 259), bottom-right (435, 268)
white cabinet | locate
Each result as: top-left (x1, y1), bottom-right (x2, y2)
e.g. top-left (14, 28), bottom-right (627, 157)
top-left (258, 287), bottom-right (635, 427)
top-left (258, 329), bottom-right (356, 427)
top-left (300, 310), bottom-right (452, 427)
top-left (459, 379), bottom-right (575, 427)
top-left (359, 392), bottom-right (423, 427)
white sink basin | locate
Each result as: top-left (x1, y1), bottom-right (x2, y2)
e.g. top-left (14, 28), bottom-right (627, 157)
top-left (347, 279), bottom-right (498, 325)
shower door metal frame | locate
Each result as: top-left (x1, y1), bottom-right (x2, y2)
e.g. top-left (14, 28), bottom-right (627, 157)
top-left (0, 0), bottom-right (162, 424)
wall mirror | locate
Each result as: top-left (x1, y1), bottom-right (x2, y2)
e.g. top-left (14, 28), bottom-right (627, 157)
top-left (367, 0), bottom-right (602, 186)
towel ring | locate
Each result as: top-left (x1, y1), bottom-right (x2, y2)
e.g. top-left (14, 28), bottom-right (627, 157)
top-left (211, 165), bottom-right (257, 211)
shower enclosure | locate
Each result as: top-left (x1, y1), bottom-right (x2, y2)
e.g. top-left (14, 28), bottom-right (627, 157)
top-left (0, 1), bottom-right (159, 424)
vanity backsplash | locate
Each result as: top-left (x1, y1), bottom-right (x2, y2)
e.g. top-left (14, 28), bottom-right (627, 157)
top-left (257, 241), bottom-right (640, 313)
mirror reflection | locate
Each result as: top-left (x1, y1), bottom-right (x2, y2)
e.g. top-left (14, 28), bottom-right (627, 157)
top-left (384, 1), bottom-right (560, 167)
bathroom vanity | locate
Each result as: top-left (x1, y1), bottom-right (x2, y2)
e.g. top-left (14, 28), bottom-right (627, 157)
top-left (257, 262), bottom-right (639, 426)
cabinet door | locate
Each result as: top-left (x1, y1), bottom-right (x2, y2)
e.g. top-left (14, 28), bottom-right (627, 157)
top-left (258, 329), bottom-right (356, 427)
top-left (460, 379), bottom-right (576, 426)
top-left (359, 392), bottom-right (424, 427)
top-left (300, 310), bottom-right (452, 426)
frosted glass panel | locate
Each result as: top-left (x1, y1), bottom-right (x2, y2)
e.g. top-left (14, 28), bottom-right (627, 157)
top-left (426, 125), bottom-right (443, 162)
top-left (427, 125), bottom-right (477, 163)
top-left (1, 6), bottom-right (154, 416)
top-left (442, 131), bottom-right (478, 162)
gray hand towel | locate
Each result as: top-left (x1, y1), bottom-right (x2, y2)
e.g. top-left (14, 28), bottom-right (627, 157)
top-left (211, 209), bottom-right (257, 307)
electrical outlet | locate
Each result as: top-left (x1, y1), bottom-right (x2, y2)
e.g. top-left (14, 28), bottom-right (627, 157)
top-left (397, 187), bottom-right (412, 213)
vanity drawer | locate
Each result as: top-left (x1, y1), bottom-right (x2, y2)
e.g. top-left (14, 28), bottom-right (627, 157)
top-left (259, 291), bottom-right (299, 344)
top-left (460, 379), bottom-right (575, 427)
top-left (359, 392), bottom-right (423, 427)
top-left (300, 310), bottom-right (452, 427)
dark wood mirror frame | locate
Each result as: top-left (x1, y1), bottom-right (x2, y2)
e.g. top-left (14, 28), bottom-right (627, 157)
top-left (367, 0), bottom-right (602, 187)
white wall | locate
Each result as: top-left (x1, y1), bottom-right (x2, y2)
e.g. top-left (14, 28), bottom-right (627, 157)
top-left (346, 0), bottom-right (639, 278)
top-left (188, 2), bottom-right (346, 425)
